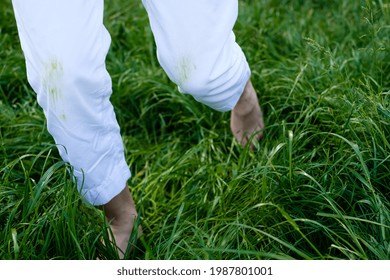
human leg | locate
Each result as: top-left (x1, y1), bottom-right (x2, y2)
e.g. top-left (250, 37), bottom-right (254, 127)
top-left (142, 0), bottom-right (264, 146)
top-left (231, 80), bottom-right (264, 149)
top-left (12, 0), bottom-right (137, 256)
top-left (103, 186), bottom-right (140, 258)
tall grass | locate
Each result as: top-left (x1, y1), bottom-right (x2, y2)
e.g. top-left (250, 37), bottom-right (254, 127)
top-left (0, 0), bottom-right (389, 259)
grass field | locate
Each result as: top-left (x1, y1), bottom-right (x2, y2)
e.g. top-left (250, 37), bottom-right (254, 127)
top-left (1, 0), bottom-right (389, 260)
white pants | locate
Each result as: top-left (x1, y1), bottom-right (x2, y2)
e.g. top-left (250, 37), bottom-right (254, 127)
top-left (12, 0), bottom-right (251, 205)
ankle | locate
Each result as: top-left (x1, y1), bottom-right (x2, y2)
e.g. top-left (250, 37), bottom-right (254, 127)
top-left (233, 81), bottom-right (258, 117)
top-left (103, 186), bottom-right (138, 225)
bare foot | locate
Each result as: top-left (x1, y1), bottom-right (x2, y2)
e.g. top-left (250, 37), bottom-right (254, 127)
top-left (103, 186), bottom-right (141, 259)
top-left (230, 80), bottom-right (264, 149)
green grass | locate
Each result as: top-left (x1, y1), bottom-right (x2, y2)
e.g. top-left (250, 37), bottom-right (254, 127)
top-left (1, 0), bottom-right (389, 260)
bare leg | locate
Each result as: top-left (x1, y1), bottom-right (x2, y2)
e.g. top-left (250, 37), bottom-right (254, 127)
top-left (230, 80), bottom-right (264, 149)
top-left (103, 186), bottom-right (140, 258)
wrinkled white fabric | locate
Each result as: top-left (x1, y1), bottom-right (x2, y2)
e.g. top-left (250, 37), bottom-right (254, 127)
top-left (12, 0), bottom-right (130, 205)
top-left (143, 0), bottom-right (250, 111)
top-left (12, 0), bottom-right (250, 205)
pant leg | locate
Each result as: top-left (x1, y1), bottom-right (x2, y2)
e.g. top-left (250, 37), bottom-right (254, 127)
top-left (142, 0), bottom-right (251, 112)
top-left (12, 0), bottom-right (130, 205)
